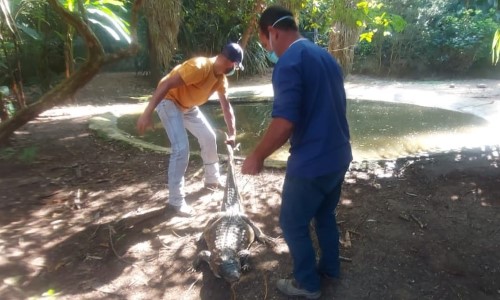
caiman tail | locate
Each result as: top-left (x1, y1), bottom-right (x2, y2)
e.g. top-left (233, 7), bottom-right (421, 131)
top-left (221, 143), bottom-right (243, 213)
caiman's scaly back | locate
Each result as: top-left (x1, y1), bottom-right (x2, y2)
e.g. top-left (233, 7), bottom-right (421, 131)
top-left (221, 143), bottom-right (243, 213)
top-left (193, 140), bottom-right (276, 284)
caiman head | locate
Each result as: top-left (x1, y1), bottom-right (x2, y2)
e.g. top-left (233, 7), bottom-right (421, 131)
top-left (210, 249), bottom-right (242, 283)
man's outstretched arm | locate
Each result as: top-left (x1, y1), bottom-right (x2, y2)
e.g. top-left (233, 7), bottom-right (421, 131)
top-left (241, 117), bottom-right (293, 175)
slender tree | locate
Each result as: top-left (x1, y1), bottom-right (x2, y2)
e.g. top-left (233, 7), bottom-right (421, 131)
top-left (143, 0), bottom-right (182, 82)
top-left (328, 0), bottom-right (363, 76)
top-left (0, 0), bottom-right (26, 109)
top-left (240, 0), bottom-right (266, 49)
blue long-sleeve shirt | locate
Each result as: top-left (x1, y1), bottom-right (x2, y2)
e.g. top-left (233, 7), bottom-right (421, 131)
top-left (272, 39), bottom-right (352, 178)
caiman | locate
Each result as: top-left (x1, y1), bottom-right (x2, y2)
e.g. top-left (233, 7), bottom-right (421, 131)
top-left (193, 143), bottom-right (275, 283)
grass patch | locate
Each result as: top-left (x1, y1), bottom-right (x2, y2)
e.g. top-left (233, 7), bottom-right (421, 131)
top-left (0, 146), bottom-right (38, 163)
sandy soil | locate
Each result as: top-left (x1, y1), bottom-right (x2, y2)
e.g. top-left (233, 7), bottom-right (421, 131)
top-left (0, 72), bottom-right (499, 300)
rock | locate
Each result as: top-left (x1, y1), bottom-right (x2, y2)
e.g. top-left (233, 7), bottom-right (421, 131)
top-left (477, 83), bottom-right (487, 88)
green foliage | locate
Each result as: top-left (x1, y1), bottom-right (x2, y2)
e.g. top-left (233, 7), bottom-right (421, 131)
top-left (175, 0), bottom-right (270, 75)
top-left (0, 147), bottom-right (16, 160)
top-left (355, 1), bottom-right (407, 43)
top-left (0, 146), bottom-right (38, 163)
top-left (83, 0), bottom-right (131, 44)
top-left (299, 0), bottom-right (335, 47)
top-left (239, 38), bottom-right (270, 76)
top-left (18, 146), bottom-right (38, 163)
top-left (6, 1), bottom-right (66, 90)
top-left (300, 0), bottom-right (332, 32)
top-left (0, 86), bottom-right (16, 117)
top-left (425, 8), bottom-right (498, 73)
top-left (178, 0), bottom-right (253, 56)
top-left (353, 0), bottom-right (499, 76)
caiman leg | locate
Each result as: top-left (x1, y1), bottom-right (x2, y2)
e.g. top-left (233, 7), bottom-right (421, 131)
top-left (242, 215), bottom-right (276, 246)
top-left (238, 249), bottom-right (252, 272)
top-left (193, 250), bottom-right (211, 270)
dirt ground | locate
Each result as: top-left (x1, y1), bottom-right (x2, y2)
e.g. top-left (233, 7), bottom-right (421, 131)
top-left (0, 72), bottom-right (499, 300)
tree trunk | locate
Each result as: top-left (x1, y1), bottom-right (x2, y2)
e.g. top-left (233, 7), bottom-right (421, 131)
top-left (0, 93), bottom-right (8, 122)
top-left (1, 2), bottom-right (27, 110)
top-left (0, 0), bottom-right (141, 145)
top-left (240, 0), bottom-right (265, 50)
top-left (143, 0), bottom-right (182, 83)
top-left (147, 25), bottom-right (162, 83)
top-left (327, 0), bottom-right (362, 77)
top-left (12, 40), bottom-right (26, 109)
top-left (64, 27), bottom-right (77, 103)
top-left (0, 63), bottom-right (102, 144)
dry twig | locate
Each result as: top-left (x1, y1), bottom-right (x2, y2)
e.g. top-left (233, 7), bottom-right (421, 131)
top-left (262, 270), bottom-right (268, 300)
top-left (405, 192), bottom-right (419, 197)
top-left (353, 214), bottom-right (369, 231)
top-left (344, 231), bottom-right (352, 248)
top-left (184, 274), bottom-right (201, 298)
top-left (108, 225), bottom-right (132, 264)
top-left (410, 214), bottom-right (426, 229)
top-left (88, 224), bottom-right (100, 241)
top-left (399, 213), bottom-right (410, 221)
top-left (340, 256), bottom-right (352, 262)
top-left (347, 230), bottom-right (361, 236)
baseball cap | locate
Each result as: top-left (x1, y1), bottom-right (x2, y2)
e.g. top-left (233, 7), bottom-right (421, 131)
top-left (221, 43), bottom-right (244, 70)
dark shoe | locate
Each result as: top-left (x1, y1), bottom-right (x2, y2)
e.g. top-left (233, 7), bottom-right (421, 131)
top-left (276, 279), bottom-right (321, 299)
top-left (170, 203), bottom-right (194, 217)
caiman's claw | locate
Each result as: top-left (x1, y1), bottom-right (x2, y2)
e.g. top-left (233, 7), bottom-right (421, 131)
top-left (191, 255), bottom-right (204, 272)
top-left (260, 235), bottom-right (278, 247)
top-left (241, 263), bottom-right (251, 272)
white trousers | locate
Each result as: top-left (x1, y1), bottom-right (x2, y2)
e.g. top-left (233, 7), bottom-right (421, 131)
top-left (156, 99), bottom-right (220, 206)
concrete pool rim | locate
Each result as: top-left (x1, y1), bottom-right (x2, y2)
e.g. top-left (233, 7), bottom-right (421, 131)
top-left (89, 90), bottom-right (499, 168)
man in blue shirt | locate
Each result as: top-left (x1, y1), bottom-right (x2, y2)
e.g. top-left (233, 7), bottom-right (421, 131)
top-left (241, 5), bottom-right (352, 299)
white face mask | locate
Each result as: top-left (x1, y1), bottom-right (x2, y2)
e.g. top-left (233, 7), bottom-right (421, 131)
top-left (225, 67), bottom-right (236, 76)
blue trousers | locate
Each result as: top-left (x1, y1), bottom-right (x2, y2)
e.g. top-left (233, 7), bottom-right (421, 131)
top-left (280, 167), bottom-right (349, 292)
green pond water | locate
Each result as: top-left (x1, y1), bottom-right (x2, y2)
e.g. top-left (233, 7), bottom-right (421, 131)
top-left (117, 100), bottom-right (490, 161)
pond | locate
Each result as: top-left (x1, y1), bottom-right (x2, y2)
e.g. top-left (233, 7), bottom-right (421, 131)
top-left (117, 99), bottom-right (490, 161)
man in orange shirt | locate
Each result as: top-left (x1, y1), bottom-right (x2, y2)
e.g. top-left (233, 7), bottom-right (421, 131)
top-left (137, 43), bottom-right (243, 216)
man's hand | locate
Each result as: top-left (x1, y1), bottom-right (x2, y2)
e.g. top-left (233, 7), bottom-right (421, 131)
top-left (224, 134), bottom-right (236, 149)
top-left (136, 113), bottom-right (153, 135)
top-left (241, 153), bottom-right (264, 175)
